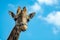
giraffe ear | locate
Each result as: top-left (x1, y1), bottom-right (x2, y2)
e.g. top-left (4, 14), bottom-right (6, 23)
top-left (27, 12), bottom-right (35, 22)
top-left (17, 6), bottom-right (21, 14)
top-left (9, 11), bottom-right (15, 18)
top-left (29, 12), bottom-right (35, 19)
top-left (9, 11), bottom-right (17, 21)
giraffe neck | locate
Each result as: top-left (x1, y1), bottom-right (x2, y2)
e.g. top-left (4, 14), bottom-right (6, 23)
top-left (7, 25), bottom-right (22, 40)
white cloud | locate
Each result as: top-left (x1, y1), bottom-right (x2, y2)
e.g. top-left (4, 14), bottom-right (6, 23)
top-left (28, 2), bottom-right (43, 13)
top-left (44, 11), bottom-right (60, 26)
top-left (38, 11), bottom-right (60, 34)
top-left (37, 0), bottom-right (58, 5)
top-left (31, 3), bottom-right (41, 12)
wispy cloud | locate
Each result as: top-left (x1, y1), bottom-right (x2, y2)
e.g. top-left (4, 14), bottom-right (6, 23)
top-left (37, 0), bottom-right (58, 5)
top-left (30, 2), bottom-right (41, 12)
top-left (28, 2), bottom-right (43, 14)
top-left (43, 11), bottom-right (60, 26)
top-left (38, 11), bottom-right (60, 34)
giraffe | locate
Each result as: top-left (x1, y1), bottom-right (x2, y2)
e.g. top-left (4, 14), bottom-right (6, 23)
top-left (7, 6), bottom-right (35, 40)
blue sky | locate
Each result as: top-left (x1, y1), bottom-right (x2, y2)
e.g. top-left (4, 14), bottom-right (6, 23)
top-left (0, 0), bottom-right (60, 40)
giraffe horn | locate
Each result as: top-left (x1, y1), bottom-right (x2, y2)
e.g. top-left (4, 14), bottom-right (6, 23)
top-left (17, 6), bottom-right (21, 14)
top-left (23, 7), bottom-right (27, 13)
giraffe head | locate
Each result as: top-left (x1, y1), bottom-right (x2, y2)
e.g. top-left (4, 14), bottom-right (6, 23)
top-left (9, 6), bottom-right (35, 31)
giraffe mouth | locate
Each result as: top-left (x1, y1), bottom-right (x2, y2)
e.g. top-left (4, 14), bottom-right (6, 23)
top-left (21, 25), bottom-right (27, 31)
